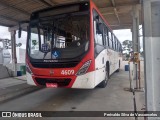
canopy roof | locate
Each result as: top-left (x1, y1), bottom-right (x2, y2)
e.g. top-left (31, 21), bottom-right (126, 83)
top-left (0, 0), bottom-right (141, 30)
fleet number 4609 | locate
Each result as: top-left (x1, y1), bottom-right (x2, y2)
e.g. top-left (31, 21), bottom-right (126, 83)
top-left (61, 70), bottom-right (74, 75)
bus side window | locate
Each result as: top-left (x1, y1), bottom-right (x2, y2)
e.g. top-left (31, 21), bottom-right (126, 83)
top-left (94, 20), bottom-right (103, 46)
top-left (115, 37), bottom-right (117, 51)
top-left (116, 39), bottom-right (119, 51)
top-left (96, 23), bottom-right (103, 45)
top-left (119, 44), bottom-right (122, 52)
top-left (112, 34), bottom-right (115, 50)
top-left (115, 39), bottom-right (117, 51)
top-left (118, 43), bottom-right (120, 52)
top-left (104, 26), bottom-right (109, 47)
top-left (108, 31), bottom-right (112, 49)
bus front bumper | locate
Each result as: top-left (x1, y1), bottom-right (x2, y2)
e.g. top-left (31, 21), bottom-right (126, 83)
top-left (26, 71), bottom-right (95, 89)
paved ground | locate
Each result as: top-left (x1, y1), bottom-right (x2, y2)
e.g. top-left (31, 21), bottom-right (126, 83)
top-left (0, 77), bottom-right (25, 89)
top-left (0, 76), bottom-right (41, 103)
top-left (0, 68), bottom-right (145, 120)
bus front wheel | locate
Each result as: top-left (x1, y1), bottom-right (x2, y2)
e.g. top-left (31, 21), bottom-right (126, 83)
top-left (98, 65), bottom-right (109, 88)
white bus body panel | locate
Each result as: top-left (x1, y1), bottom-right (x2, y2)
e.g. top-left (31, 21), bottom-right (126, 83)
top-left (72, 71), bottom-right (95, 89)
top-left (94, 49), bottom-right (106, 86)
top-left (108, 49), bottom-right (119, 75)
top-left (26, 72), bottom-right (36, 86)
top-left (94, 48), bottom-right (120, 86)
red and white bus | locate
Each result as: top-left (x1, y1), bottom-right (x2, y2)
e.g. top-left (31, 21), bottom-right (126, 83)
top-left (26, 0), bottom-right (122, 89)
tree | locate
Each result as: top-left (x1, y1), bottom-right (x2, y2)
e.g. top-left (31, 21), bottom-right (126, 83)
top-left (122, 40), bottom-right (133, 60)
top-left (0, 38), bottom-right (22, 49)
top-left (122, 40), bottom-right (133, 52)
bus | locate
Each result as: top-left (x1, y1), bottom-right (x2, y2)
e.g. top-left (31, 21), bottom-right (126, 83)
top-left (26, 0), bottom-right (122, 89)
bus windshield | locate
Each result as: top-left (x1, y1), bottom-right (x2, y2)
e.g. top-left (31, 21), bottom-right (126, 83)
top-left (28, 12), bottom-right (89, 60)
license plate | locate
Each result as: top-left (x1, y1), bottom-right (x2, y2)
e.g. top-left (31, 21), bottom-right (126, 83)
top-left (46, 83), bottom-right (58, 88)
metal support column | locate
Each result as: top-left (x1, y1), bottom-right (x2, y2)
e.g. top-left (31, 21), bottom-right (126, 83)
top-left (10, 30), bottom-right (17, 76)
top-left (143, 0), bottom-right (160, 119)
top-left (132, 5), bottom-right (140, 53)
top-left (132, 5), bottom-right (140, 89)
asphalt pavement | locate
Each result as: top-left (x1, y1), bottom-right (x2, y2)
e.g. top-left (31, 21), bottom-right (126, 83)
top-left (0, 71), bottom-right (145, 120)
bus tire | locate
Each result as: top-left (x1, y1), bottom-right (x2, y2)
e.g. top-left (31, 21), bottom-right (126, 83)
top-left (98, 65), bottom-right (109, 88)
top-left (107, 62), bottom-right (110, 78)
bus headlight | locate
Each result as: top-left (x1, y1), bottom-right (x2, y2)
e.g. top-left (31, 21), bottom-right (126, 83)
top-left (26, 63), bottom-right (33, 74)
top-left (76, 60), bottom-right (91, 76)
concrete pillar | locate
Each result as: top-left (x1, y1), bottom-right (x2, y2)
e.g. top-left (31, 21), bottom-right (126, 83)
top-left (143, 0), bottom-right (160, 118)
top-left (10, 30), bottom-right (17, 76)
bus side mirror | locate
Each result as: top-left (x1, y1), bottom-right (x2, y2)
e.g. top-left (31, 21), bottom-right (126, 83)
top-left (18, 25), bottom-right (22, 38)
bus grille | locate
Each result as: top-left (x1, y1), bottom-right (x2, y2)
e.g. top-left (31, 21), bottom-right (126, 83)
top-left (35, 78), bottom-right (71, 87)
top-left (31, 62), bottom-right (78, 68)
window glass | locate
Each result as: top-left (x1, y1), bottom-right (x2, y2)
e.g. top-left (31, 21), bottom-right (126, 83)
top-left (112, 34), bottom-right (115, 50)
top-left (114, 37), bottom-right (117, 51)
top-left (29, 12), bottom-right (89, 60)
top-left (117, 42), bottom-right (119, 51)
top-left (108, 31), bottom-right (112, 48)
top-left (95, 25), bottom-right (103, 45)
top-left (104, 26), bottom-right (109, 47)
top-left (30, 28), bottom-right (40, 55)
top-left (116, 39), bottom-right (118, 51)
top-left (108, 31), bottom-right (112, 40)
top-left (119, 44), bottom-right (122, 52)
top-left (94, 19), bottom-right (103, 45)
top-left (109, 39), bottom-right (112, 48)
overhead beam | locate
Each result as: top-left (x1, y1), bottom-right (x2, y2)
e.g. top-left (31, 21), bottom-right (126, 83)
top-left (110, 23), bottom-right (132, 30)
top-left (110, 0), bottom-right (120, 24)
top-left (111, 26), bottom-right (131, 30)
top-left (31, 0), bottom-right (58, 7)
top-left (0, 1), bottom-right (30, 16)
top-left (110, 24), bottom-right (132, 27)
top-left (0, 15), bottom-right (19, 22)
top-left (43, 0), bottom-right (58, 5)
top-left (33, 0), bottom-right (52, 7)
top-left (100, 5), bottom-right (141, 15)
top-left (0, 22), bottom-right (13, 27)
top-left (111, 0), bottom-right (116, 6)
top-left (40, 0), bottom-right (53, 7)
top-left (9, 23), bottom-right (29, 31)
top-left (114, 8), bottom-right (120, 24)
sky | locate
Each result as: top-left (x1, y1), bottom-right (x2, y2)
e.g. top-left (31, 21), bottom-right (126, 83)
top-left (114, 29), bottom-right (132, 42)
top-left (0, 26), bottom-right (10, 39)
